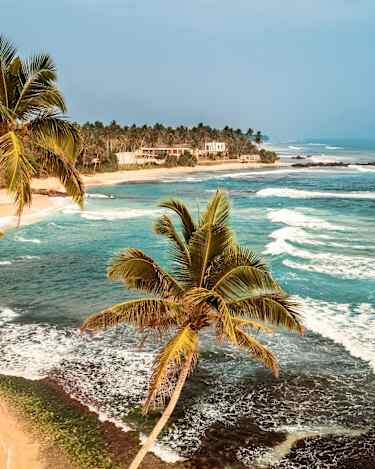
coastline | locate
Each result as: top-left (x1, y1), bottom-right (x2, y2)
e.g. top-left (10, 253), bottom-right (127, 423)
top-left (0, 161), bottom-right (280, 229)
top-left (1, 374), bottom-right (374, 469)
top-left (0, 375), bottom-right (190, 469)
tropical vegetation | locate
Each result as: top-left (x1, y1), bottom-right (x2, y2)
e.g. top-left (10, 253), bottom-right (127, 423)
top-left (76, 121), bottom-right (273, 172)
top-left (82, 190), bottom-right (303, 469)
top-left (0, 35), bottom-right (84, 219)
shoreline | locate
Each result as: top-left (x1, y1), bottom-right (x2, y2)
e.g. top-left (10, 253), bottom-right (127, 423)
top-left (1, 374), bottom-right (374, 469)
top-left (0, 375), bottom-right (190, 469)
top-left (0, 161), bottom-right (280, 230)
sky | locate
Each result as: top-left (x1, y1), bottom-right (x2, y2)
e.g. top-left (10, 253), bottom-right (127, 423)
top-left (2, 0), bottom-right (375, 141)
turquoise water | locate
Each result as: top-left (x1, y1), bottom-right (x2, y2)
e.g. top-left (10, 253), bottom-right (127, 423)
top-left (1, 147), bottom-right (375, 466)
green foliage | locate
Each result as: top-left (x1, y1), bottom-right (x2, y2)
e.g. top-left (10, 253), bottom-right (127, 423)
top-left (76, 121), bottom-right (266, 171)
top-left (259, 149), bottom-right (279, 163)
top-left (0, 35), bottom-right (84, 218)
top-left (178, 151), bottom-right (197, 167)
top-left (0, 375), bottom-right (119, 469)
top-left (164, 153), bottom-right (178, 168)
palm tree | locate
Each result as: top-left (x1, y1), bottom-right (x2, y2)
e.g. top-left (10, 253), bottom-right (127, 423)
top-left (255, 130), bottom-right (263, 144)
top-left (0, 35), bottom-right (84, 219)
top-left (81, 190), bottom-right (303, 469)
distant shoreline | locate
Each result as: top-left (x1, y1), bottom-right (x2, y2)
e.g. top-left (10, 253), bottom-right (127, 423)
top-left (0, 161), bottom-right (280, 229)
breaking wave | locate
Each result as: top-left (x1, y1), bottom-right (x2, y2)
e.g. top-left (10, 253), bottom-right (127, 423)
top-left (0, 307), bottom-right (19, 326)
top-left (257, 187), bottom-right (375, 199)
top-left (63, 208), bottom-right (161, 221)
top-left (265, 209), bottom-right (375, 279)
top-left (349, 165), bottom-right (375, 173)
top-left (86, 193), bottom-right (115, 199)
top-left (302, 298), bottom-right (375, 373)
top-left (13, 235), bottom-right (42, 244)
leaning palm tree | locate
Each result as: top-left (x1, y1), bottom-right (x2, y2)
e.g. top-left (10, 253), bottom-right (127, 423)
top-left (82, 190), bottom-right (303, 469)
top-left (0, 35), bottom-right (84, 219)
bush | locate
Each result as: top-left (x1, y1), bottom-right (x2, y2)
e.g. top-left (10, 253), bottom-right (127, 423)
top-left (178, 151), bottom-right (198, 167)
top-left (164, 154), bottom-right (179, 168)
top-left (259, 149), bottom-right (279, 163)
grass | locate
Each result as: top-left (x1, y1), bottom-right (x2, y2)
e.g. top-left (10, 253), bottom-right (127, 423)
top-left (0, 375), bottom-right (120, 469)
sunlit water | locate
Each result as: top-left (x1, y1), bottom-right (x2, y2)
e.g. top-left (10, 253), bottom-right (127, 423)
top-left (1, 142), bottom-right (375, 467)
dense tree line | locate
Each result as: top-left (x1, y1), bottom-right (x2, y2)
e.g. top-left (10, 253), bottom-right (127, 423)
top-left (75, 121), bottom-right (275, 171)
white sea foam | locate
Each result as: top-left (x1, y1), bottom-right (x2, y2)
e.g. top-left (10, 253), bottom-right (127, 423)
top-left (63, 208), bottom-right (161, 221)
top-left (265, 209), bottom-right (375, 279)
top-left (288, 146), bottom-right (303, 150)
top-left (0, 307), bottom-right (19, 326)
top-left (139, 433), bottom-right (186, 463)
top-left (86, 193), bottom-right (115, 199)
top-left (257, 187), bottom-right (375, 199)
top-left (283, 258), bottom-right (375, 279)
top-left (349, 164), bottom-right (375, 173)
top-left (325, 146), bottom-right (342, 150)
top-left (0, 260), bottom-right (12, 265)
top-left (13, 235), bottom-right (42, 244)
top-left (81, 208), bottom-right (161, 221)
top-left (301, 298), bottom-right (375, 373)
top-left (17, 255), bottom-right (40, 260)
top-left (0, 324), bottom-right (80, 379)
top-left (267, 208), bottom-right (342, 231)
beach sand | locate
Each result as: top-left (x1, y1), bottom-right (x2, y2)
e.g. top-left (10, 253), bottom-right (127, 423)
top-left (0, 161), bottom-right (279, 228)
top-left (0, 400), bottom-right (43, 469)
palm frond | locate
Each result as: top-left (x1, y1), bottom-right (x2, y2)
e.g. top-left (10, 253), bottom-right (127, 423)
top-left (199, 189), bottom-right (230, 226)
top-left (154, 214), bottom-right (191, 281)
top-left (30, 113), bottom-right (80, 159)
top-left (143, 324), bottom-right (198, 413)
top-left (189, 223), bottom-right (234, 288)
top-left (207, 246), bottom-right (267, 284)
top-left (0, 131), bottom-right (35, 218)
top-left (35, 148), bottom-right (84, 208)
top-left (13, 54), bottom-right (65, 115)
top-left (185, 287), bottom-right (236, 341)
top-left (212, 264), bottom-right (277, 301)
top-left (232, 327), bottom-right (279, 377)
top-left (228, 293), bottom-right (304, 334)
top-left (231, 316), bottom-right (273, 333)
top-left (0, 36), bottom-right (17, 108)
top-left (0, 35), bottom-right (17, 66)
top-left (0, 103), bottom-right (15, 121)
top-left (159, 198), bottom-right (196, 242)
top-left (23, 53), bottom-right (57, 81)
top-left (81, 298), bottom-right (183, 333)
top-left (108, 248), bottom-right (183, 298)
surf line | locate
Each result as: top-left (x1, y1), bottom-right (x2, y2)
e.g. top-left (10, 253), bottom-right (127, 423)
top-left (255, 425), bottom-right (368, 468)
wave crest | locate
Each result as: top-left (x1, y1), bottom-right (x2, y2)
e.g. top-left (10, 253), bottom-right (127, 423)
top-left (257, 187), bottom-right (375, 199)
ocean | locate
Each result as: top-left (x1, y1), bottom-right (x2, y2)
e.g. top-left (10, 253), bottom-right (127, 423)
top-left (1, 141), bottom-right (375, 467)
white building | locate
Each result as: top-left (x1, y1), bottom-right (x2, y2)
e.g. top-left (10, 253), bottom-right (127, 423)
top-left (204, 141), bottom-right (226, 153)
top-left (116, 152), bottom-right (137, 165)
top-left (240, 154), bottom-right (261, 163)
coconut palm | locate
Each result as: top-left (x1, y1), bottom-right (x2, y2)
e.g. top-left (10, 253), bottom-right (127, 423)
top-left (0, 35), bottom-right (84, 219)
top-left (81, 190), bottom-right (303, 469)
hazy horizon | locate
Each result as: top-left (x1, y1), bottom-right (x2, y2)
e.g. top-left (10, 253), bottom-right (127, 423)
top-left (3, 0), bottom-right (375, 141)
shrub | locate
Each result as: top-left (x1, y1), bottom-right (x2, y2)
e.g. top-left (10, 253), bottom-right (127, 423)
top-left (259, 149), bottom-right (279, 163)
top-left (178, 151), bottom-right (198, 167)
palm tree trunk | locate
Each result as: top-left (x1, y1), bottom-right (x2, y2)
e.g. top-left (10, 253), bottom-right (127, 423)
top-left (128, 352), bottom-right (194, 469)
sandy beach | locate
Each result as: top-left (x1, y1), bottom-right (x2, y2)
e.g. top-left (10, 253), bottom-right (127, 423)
top-left (0, 400), bottom-right (43, 469)
top-left (0, 161), bottom-right (279, 229)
